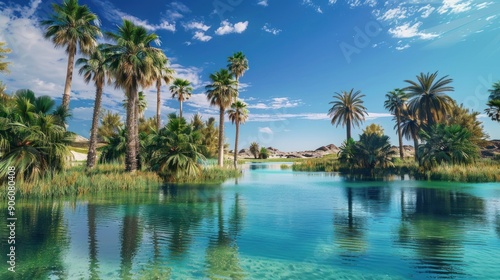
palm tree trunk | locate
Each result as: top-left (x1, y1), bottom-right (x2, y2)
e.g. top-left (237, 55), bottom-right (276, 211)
top-left (218, 107), bottom-right (225, 167)
top-left (88, 203), bottom-right (99, 278)
top-left (233, 120), bottom-right (239, 169)
top-left (62, 44), bottom-right (76, 110)
top-left (125, 88), bottom-right (138, 172)
top-left (346, 119), bottom-right (352, 140)
top-left (135, 93), bottom-right (141, 170)
top-left (396, 110), bottom-right (404, 159)
top-left (179, 100), bottom-right (183, 119)
top-left (413, 137), bottom-right (419, 163)
top-left (156, 82), bottom-right (161, 130)
top-left (86, 82), bottom-right (103, 169)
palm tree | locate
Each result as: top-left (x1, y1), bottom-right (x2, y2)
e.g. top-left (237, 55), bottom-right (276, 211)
top-left (485, 100), bottom-right (500, 122)
top-left (328, 89), bottom-right (368, 141)
top-left (105, 19), bottom-right (166, 172)
top-left (0, 90), bottom-right (74, 180)
top-left (170, 78), bottom-right (193, 119)
top-left (41, 0), bottom-right (101, 110)
top-left (488, 81), bottom-right (500, 101)
top-left (227, 52), bottom-right (249, 101)
top-left (249, 142), bottom-right (259, 159)
top-left (384, 89), bottom-right (407, 159)
top-left (76, 45), bottom-right (109, 169)
top-left (154, 57), bottom-right (175, 130)
top-left (227, 101), bottom-right (249, 168)
top-left (400, 108), bottom-right (421, 162)
top-left (206, 69), bottom-right (237, 167)
top-left (0, 41), bottom-right (11, 73)
top-left (419, 124), bottom-right (479, 168)
top-left (404, 71), bottom-right (454, 126)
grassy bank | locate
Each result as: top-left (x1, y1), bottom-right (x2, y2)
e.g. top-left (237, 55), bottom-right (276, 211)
top-left (1, 163), bottom-right (242, 198)
top-left (292, 157), bottom-right (500, 182)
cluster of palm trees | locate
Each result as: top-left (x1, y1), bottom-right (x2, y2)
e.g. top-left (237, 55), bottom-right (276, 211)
top-left (330, 71), bottom-right (486, 168)
top-left (39, 0), bottom-right (250, 175)
top-left (205, 52), bottom-right (249, 168)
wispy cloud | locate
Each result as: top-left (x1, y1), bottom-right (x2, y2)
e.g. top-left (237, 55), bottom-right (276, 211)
top-left (262, 23), bottom-right (281, 35)
top-left (215, 20), bottom-right (249, 35)
top-left (258, 127), bottom-right (273, 134)
top-left (388, 22), bottom-right (439, 40)
top-left (257, 0), bottom-right (269, 7)
top-left (248, 97), bottom-right (302, 110)
top-left (437, 0), bottom-right (473, 14)
top-left (302, 0), bottom-right (323, 13)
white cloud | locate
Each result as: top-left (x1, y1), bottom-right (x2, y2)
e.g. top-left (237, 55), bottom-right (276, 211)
top-left (395, 44), bottom-right (410, 51)
top-left (302, 0), bottom-right (323, 13)
top-left (170, 64), bottom-right (204, 89)
top-left (193, 31), bottom-right (212, 42)
top-left (388, 22), bottom-right (439, 40)
top-left (328, 0), bottom-right (337, 4)
top-left (258, 0), bottom-right (269, 6)
top-left (419, 4), bottom-right (435, 18)
top-left (486, 15), bottom-right (496, 21)
top-left (258, 127), bottom-right (273, 134)
top-left (476, 2), bottom-right (493, 10)
top-left (262, 23), bottom-right (282, 35)
top-left (247, 97), bottom-right (301, 110)
top-left (215, 20), bottom-right (249, 35)
top-left (379, 6), bottom-right (407, 21)
top-left (437, 0), bottom-right (473, 14)
top-left (183, 21), bottom-right (211, 31)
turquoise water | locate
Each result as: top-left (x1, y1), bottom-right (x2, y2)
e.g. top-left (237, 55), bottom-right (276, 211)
top-left (2, 163), bottom-right (500, 279)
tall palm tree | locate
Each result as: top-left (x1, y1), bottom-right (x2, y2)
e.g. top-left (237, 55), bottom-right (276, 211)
top-left (206, 69), bottom-right (237, 167)
top-left (105, 19), bottom-right (165, 172)
top-left (154, 57), bottom-right (175, 130)
top-left (227, 100), bottom-right (249, 169)
top-left (400, 108), bottom-right (421, 162)
top-left (0, 41), bottom-right (11, 73)
top-left (227, 52), bottom-right (249, 101)
top-left (76, 45), bottom-right (109, 169)
top-left (404, 71), bottom-right (454, 126)
top-left (384, 89), bottom-right (407, 159)
top-left (170, 78), bottom-right (193, 119)
top-left (328, 89), bottom-right (368, 141)
top-left (41, 0), bottom-right (101, 110)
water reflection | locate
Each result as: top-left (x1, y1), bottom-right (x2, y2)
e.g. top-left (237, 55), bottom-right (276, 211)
top-left (88, 203), bottom-right (99, 279)
top-left (0, 200), bottom-right (68, 279)
top-left (396, 188), bottom-right (486, 277)
top-left (205, 194), bottom-right (245, 279)
top-left (333, 187), bottom-right (367, 259)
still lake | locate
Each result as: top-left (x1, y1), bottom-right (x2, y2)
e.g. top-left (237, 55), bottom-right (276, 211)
top-left (2, 163), bottom-right (500, 279)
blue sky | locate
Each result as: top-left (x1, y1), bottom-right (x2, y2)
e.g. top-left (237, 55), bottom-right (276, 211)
top-left (0, 0), bottom-right (499, 151)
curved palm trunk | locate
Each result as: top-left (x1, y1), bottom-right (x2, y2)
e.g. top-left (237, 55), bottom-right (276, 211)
top-left (233, 120), bottom-right (239, 169)
top-left (125, 88), bottom-right (138, 172)
top-left (156, 82), bottom-right (161, 130)
top-left (86, 82), bottom-right (103, 169)
top-left (62, 45), bottom-right (76, 110)
top-left (346, 119), bottom-right (352, 140)
top-left (88, 203), bottom-right (99, 278)
top-left (218, 107), bottom-right (225, 167)
top-left (396, 110), bottom-right (404, 159)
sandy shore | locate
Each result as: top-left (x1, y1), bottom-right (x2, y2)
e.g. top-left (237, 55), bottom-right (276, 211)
top-left (71, 151), bottom-right (87, 161)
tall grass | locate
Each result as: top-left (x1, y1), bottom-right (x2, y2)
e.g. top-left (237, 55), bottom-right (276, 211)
top-left (417, 161), bottom-right (500, 182)
top-left (0, 164), bottom-right (162, 198)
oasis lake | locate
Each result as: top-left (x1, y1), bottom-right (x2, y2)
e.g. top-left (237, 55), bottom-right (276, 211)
top-left (2, 163), bottom-right (500, 279)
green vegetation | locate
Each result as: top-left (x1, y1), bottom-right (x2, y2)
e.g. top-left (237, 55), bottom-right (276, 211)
top-left (0, 164), bottom-right (161, 198)
top-left (384, 88), bottom-right (407, 159)
top-left (485, 81), bottom-right (500, 122)
top-left (259, 147), bottom-right (269, 159)
top-left (249, 142), bottom-right (260, 159)
top-left (0, 41), bottom-right (11, 73)
top-left (0, 90), bottom-right (74, 181)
